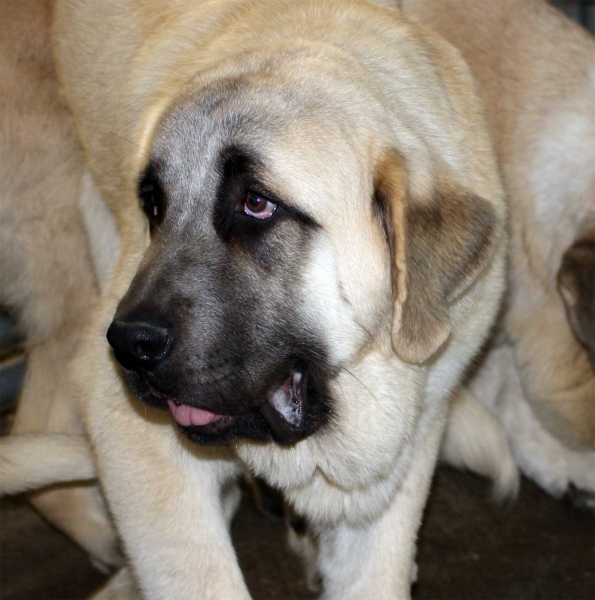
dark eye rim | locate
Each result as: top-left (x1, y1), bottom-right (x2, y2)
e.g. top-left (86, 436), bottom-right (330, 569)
top-left (214, 146), bottom-right (321, 240)
top-left (237, 185), bottom-right (318, 225)
top-left (138, 165), bottom-right (166, 231)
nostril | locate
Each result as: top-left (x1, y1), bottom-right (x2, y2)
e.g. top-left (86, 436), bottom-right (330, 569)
top-left (130, 326), bottom-right (169, 357)
top-left (107, 319), bottom-right (171, 370)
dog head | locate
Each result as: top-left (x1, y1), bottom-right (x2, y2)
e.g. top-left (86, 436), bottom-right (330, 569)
top-left (105, 8), bottom-right (504, 506)
top-left (107, 55), bottom-right (498, 443)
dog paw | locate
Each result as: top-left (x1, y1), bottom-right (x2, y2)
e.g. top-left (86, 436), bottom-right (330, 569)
top-left (565, 483), bottom-right (595, 513)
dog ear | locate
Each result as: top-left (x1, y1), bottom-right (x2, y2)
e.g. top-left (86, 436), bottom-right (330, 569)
top-left (374, 149), bottom-right (499, 363)
top-left (557, 231), bottom-right (595, 369)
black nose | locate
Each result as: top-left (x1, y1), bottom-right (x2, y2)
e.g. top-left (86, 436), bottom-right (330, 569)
top-left (107, 319), bottom-right (171, 370)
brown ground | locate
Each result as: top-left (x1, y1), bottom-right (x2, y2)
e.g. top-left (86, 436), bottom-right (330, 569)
top-left (1, 466), bottom-right (593, 600)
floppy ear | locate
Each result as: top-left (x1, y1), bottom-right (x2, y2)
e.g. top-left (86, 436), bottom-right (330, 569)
top-left (374, 149), bottom-right (499, 363)
top-left (557, 230), bottom-right (595, 369)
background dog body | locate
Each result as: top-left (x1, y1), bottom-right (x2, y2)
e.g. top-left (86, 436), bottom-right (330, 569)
top-left (0, 0), bottom-right (121, 570)
top-left (47, 0), bottom-right (506, 597)
top-left (402, 0), bottom-right (595, 499)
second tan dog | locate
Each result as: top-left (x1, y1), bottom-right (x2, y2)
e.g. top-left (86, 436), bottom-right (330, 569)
top-left (402, 0), bottom-right (595, 503)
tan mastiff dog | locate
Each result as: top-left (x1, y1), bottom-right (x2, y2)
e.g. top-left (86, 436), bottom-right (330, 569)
top-left (402, 0), bottom-right (595, 503)
top-left (6, 0), bottom-right (506, 596)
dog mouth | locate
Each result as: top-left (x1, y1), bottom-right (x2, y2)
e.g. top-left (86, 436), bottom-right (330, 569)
top-left (163, 370), bottom-right (307, 445)
top-left (167, 400), bottom-right (228, 427)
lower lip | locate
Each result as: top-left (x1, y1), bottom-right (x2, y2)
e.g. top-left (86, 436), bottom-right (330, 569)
top-left (167, 400), bottom-right (225, 427)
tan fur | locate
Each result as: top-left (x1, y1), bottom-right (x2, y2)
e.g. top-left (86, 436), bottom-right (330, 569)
top-left (0, 433), bottom-right (94, 495)
top-left (441, 387), bottom-right (520, 499)
top-left (402, 0), bottom-right (595, 496)
top-left (3, 0), bottom-right (506, 596)
top-left (0, 0), bottom-right (120, 569)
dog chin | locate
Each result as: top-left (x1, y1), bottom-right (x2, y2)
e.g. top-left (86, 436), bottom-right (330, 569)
top-left (177, 412), bottom-right (274, 445)
top-left (119, 366), bottom-right (332, 445)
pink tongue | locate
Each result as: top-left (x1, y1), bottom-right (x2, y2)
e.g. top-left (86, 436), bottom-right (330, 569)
top-left (167, 400), bottom-right (223, 427)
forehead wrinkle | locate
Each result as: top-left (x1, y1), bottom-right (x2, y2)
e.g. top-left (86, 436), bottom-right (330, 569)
top-left (151, 111), bottom-right (239, 234)
top-left (261, 133), bottom-right (369, 226)
top-left (148, 67), bottom-right (390, 236)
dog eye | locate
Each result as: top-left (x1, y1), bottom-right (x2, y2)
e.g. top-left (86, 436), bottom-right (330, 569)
top-left (139, 176), bottom-right (165, 229)
top-left (240, 192), bottom-right (278, 220)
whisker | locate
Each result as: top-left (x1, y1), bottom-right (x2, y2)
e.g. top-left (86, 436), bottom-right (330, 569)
top-left (340, 366), bottom-right (380, 404)
top-left (106, 130), bottom-right (151, 160)
top-left (353, 318), bottom-right (384, 355)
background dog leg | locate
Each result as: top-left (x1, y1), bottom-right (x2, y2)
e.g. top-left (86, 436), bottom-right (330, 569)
top-left (0, 433), bottom-right (94, 495)
top-left (469, 345), bottom-right (595, 505)
top-left (11, 331), bottom-right (122, 570)
top-left (441, 386), bottom-right (519, 499)
top-left (314, 409), bottom-right (446, 600)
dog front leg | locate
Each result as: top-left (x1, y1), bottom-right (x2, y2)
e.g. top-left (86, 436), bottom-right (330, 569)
top-left (315, 410), bottom-right (445, 600)
top-left (83, 368), bottom-right (251, 599)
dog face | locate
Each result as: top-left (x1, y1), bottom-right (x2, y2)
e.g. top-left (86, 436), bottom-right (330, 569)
top-left (109, 140), bottom-right (337, 446)
top-left (107, 45), bottom-right (499, 467)
top-left (108, 61), bottom-right (389, 446)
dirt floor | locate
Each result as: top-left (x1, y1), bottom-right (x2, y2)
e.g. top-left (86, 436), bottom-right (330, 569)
top-left (1, 466), bottom-right (593, 600)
